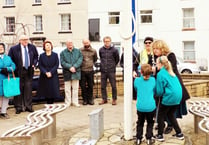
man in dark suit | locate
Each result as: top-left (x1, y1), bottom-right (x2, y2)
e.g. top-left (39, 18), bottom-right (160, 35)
top-left (8, 35), bottom-right (38, 114)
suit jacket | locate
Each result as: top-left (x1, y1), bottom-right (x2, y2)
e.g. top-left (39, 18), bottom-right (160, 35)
top-left (8, 43), bottom-right (38, 78)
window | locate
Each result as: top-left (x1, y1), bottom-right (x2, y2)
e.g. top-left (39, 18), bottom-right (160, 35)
top-left (183, 41), bottom-right (195, 61)
top-left (5, 0), bottom-right (14, 6)
top-left (59, 0), bottom-right (70, 2)
top-left (58, 0), bottom-right (71, 4)
top-left (6, 17), bottom-right (15, 33)
top-left (60, 42), bottom-right (66, 47)
top-left (112, 42), bottom-right (121, 54)
top-left (89, 19), bottom-right (100, 41)
top-left (183, 8), bottom-right (195, 29)
top-left (34, 15), bottom-right (43, 32)
top-left (140, 10), bottom-right (152, 23)
top-left (108, 12), bottom-right (120, 24)
top-left (35, 0), bottom-right (41, 3)
top-left (60, 14), bottom-right (71, 31)
top-left (34, 0), bottom-right (41, 4)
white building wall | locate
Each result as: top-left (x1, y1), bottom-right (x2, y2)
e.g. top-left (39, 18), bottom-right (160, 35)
top-left (89, 0), bottom-right (209, 69)
top-left (88, 0), bottom-right (123, 54)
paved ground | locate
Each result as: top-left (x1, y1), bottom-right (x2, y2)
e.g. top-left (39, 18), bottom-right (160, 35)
top-left (0, 96), bottom-right (207, 145)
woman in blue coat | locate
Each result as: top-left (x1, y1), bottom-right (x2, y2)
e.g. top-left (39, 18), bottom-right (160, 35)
top-left (0, 43), bottom-right (16, 119)
top-left (37, 41), bottom-right (60, 104)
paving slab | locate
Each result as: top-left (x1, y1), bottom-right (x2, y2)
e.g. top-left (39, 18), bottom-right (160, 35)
top-left (0, 96), bottom-right (207, 145)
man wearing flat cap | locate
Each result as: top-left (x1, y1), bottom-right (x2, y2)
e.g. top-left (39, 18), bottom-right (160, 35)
top-left (8, 34), bottom-right (38, 114)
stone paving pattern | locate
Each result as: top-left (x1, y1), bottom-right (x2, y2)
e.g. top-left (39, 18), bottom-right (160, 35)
top-left (0, 96), bottom-right (207, 145)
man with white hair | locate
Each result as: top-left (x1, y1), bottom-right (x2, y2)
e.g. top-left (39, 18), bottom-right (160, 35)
top-left (60, 39), bottom-right (83, 107)
top-left (8, 34), bottom-right (38, 114)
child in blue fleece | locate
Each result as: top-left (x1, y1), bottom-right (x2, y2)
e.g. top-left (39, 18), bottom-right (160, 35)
top-left (134, 64), bottom-right (156, 145)
top-left (155, 56), bottom-right (184, 142)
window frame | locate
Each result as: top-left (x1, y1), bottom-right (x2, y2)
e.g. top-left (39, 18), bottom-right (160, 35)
top-left (34, 15), bottom-right (43, 33)
top-left (5, 0), bottom-right (14, 6)
top-left (182, 8), bottom-right (195, 30)
top-left (3, 0), bottom-right (15, 8)
top-left (140, 10), bottom-right (153, 24)
top-left (108, 12), bottom-right (120, 25)
top-left (57, 0), bottom-right (71, 5)
top-left (183, 41), bottom-right (196, 62)
top-left (5, 17), bottom-right (15, 34)
top-left (32, 0), bottom-right (42, 6)
top-left (34, 0), bottom-right (41, 4)
top-left (89, 18), bottom-right (100, 42)
top-left (59, 14), bottom-right (71, 33)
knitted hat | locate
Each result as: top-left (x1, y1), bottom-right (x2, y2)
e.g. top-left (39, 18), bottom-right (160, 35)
top-left (144, 37), bottom-right (154, 43)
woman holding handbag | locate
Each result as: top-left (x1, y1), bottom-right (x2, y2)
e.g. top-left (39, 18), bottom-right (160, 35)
top-left (0, 43), bottom-right (16, 119)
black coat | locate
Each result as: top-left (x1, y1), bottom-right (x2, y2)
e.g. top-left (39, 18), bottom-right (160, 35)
top-left (37, 52), bottom-right (60, 99)
top-left (99, 45), bottom-right (119, 73)
top-left (8, 43), bottom-right (38, 78)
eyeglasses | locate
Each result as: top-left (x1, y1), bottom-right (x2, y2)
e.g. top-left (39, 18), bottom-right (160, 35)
top-left (145, 42), bottom-right (152, 44)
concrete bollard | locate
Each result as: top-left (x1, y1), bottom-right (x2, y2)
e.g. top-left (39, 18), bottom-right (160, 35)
top-left (89, 108), bottom-right (104, 140)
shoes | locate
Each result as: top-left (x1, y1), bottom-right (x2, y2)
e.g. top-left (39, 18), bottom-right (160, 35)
top-left (99, 100), bottom-right (108, 105)
top-left (25, 108), bottom-right (34, 112)
top-left (112, 99), bottom-right (117, 105)
top-left (88, 100), bottom-right (94, 105)
top-left (73, 103), bottom-right (80, 107)
top-left (136, 139), bottom-right (141, 145)
top-left (172, 133), bottom-right (184, 140)
top-left (0, 113), bottom-right (10, 119)
top-left (154, 134), bottom-right (165, 142)
top-left (16, 110), bottom-right (22, 114)
top-left (83, 101), bottom-right (87, 105)
top-left (164, 126), bottom-right (173, 134)
top-left (146, 138), bottom-right (155, 145)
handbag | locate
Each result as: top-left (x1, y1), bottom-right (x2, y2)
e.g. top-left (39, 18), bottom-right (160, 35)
top-left (3, 69), bottom-right (20, 98)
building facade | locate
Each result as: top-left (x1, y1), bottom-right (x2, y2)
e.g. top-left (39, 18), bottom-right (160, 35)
top-left (1, 0), bottom-right (209, 70)
top-left (88, 0), bottom-right (209, 70)
top-left (0, 0), bottom-right (88, 50)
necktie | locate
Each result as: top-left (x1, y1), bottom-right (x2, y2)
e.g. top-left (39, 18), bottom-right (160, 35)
top-left (24, 46), bottom-right (29, 69)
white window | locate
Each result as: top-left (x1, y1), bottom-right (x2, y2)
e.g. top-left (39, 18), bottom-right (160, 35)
top-left (140, 10), bottom-right (152, 23)
top-left (34, 15), bottom-right (43, 32)
top-left (108, 12), bottom-right (120, 24)
top-left (6, 17), bottom-right (15, 33)
top-left (60, 14), bottom-right (71, 31)
top-left (5, 0), bottom-right (14, 6)
top-left (183, 8), bottom-right (195, 29)
top-left (183, 41), bottom-right (195, 61)
top-left (34, 0), bottom-right (41, 4)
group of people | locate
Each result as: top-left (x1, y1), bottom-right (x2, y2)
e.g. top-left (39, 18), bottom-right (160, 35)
top-left (0, 35), bottom-right (120, 119)
top-left (133, 37), bottom-right (190, 145)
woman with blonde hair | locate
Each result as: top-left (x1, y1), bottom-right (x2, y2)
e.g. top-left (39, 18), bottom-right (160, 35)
top-left (155, 56), bottom-right (184, 141)
top-left (152, 40), bottom-right (190, 134)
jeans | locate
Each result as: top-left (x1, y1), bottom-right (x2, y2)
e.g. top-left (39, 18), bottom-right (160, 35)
top-left (101, 72), bottom-right (117, 101)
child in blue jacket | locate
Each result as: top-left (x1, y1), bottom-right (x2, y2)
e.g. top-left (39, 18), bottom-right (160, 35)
top-left (134, 64), bottom-right (156, 145)
top-left (155, 56), bottom-right (184, 142)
